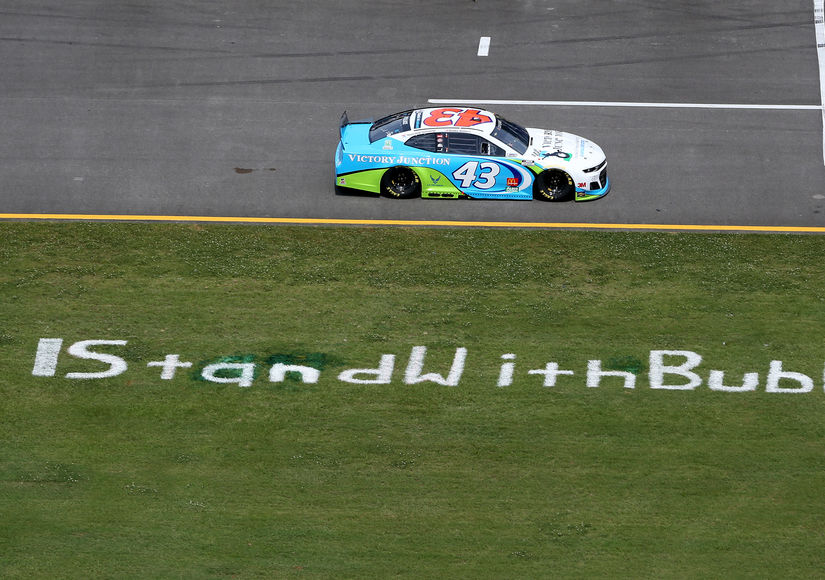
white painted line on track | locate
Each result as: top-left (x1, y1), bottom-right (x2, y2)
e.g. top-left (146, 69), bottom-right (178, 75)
top-left (477, 36), bottom-right (491, 57)
top-left (814, 0), bottom-right (825, 163)
top-left (428, 98), bottom-right (821, 111)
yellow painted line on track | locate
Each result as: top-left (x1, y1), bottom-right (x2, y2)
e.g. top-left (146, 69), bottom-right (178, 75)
top-left (1, 213), bottom-right (824, 233)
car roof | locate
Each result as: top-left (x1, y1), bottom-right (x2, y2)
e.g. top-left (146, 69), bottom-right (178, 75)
top-left (407, 107), bottom-right (499, 135)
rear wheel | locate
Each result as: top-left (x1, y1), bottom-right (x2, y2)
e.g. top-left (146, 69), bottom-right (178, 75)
top-left (533, 169), bottom-right (574, 201)
top-left (380, 166), bottom-right (420, 199)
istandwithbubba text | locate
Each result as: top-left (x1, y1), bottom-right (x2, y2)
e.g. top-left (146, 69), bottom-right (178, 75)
top-left (30, 338), bottom-right (825, 393)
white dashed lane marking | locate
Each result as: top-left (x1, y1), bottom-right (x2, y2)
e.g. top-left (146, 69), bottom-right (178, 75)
top-left (477, 36), bottom-right (490, 57)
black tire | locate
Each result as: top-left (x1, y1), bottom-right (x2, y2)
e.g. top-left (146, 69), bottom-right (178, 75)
top-left (380, 166), bottom-right (421, 199)
top-left (533, 169), bottom-right (574, 201)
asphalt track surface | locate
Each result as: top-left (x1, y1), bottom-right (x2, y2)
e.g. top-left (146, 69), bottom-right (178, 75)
top-left (1, 0), bottom-right (824, 231)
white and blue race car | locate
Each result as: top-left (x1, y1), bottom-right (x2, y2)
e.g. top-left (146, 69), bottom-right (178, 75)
top-left (335, 107), bottom-right (609, 201)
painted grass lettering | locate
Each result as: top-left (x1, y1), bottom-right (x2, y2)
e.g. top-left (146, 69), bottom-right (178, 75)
top-left (32, 338), bottom-right (825, 393)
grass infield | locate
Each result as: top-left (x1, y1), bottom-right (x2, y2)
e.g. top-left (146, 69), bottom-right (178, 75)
top-left (1, 223), bottom-right (825, 578)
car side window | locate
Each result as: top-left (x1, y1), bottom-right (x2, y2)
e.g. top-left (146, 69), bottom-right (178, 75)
top-left (445, 132), bottom-right (479, 155)
top-left (479, 138), bottom-right (505, 157)
top-left (404, 133), bottom-right (438, 152)
top-left (405, 132), bottom-right (503, 156)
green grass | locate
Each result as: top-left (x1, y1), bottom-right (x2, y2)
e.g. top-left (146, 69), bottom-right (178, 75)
top-left (1, 223), bottom-right (825, 578)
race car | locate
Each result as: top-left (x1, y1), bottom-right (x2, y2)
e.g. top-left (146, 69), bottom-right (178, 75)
top-left (334, 107), bottom-right (609, 201)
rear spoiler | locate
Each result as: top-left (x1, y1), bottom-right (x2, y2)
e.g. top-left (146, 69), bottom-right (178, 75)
top-left (340, 111), bottom-right (372, 137)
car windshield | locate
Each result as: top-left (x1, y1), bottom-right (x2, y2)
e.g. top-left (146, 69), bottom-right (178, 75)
top-left (491, 115), bottom-right (530, 154)
top-left (369, 111), bottom-right (411, 143)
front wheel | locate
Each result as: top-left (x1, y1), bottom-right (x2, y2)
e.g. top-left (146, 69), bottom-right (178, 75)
top-left (380, 166), bottom-right (420, 199)
top-left (533, 169), bottom-right (574, 201)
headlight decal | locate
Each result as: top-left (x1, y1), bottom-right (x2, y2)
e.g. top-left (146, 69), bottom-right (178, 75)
top-left (584, 160), bottom-right (606, 174)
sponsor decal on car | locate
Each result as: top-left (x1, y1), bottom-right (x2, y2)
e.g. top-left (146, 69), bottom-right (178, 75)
top-left (543, 151), bottom-right (573, 161)
top-left (347, 154), bottom-right (451, 166)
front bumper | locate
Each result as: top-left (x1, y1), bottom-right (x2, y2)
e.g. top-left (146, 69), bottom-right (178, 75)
top-left (575, 173), bottom-right (610, 201)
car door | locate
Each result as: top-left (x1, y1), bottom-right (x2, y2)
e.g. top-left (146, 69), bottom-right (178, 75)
top-left (441, 132), bottom-right (531, 198)
top-left (403, 130), bottom-right (532, 199)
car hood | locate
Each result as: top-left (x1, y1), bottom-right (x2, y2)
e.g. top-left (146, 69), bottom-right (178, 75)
top-left (524, 128), bottom-right (605, 169)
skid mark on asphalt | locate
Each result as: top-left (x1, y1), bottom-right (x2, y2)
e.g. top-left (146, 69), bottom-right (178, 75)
top-left (234, 167), bottom-right (276, 174)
